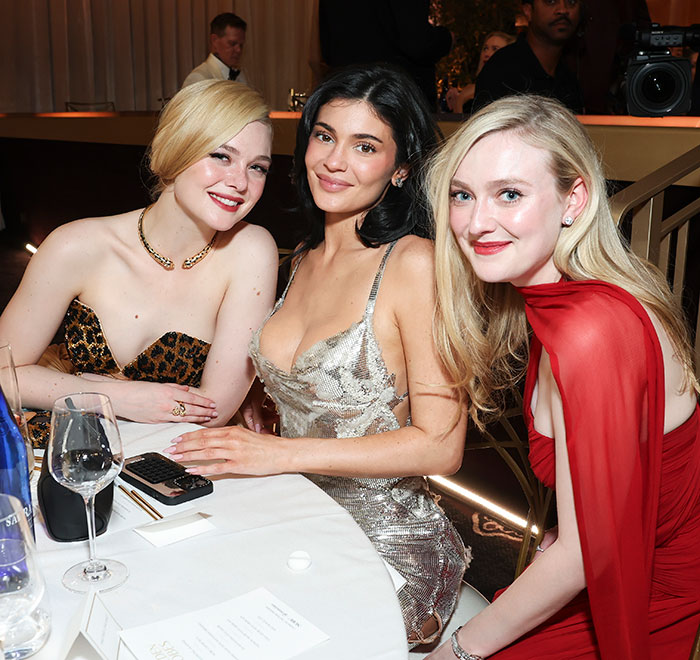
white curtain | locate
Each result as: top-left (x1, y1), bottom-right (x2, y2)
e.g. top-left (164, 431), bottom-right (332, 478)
top-left (0, 0), bottom-right (317, 112)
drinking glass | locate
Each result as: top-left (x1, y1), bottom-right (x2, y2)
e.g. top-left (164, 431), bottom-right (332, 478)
top-left (0, 493), bottom-right (49, 659)
top-left (48, 392), bottom-right (127, 592)
top-left (0, 343), bottom-right (34, 478)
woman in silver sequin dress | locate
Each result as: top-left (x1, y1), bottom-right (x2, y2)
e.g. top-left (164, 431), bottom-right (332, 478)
top-left (166, 65), bottom-right (469, 646)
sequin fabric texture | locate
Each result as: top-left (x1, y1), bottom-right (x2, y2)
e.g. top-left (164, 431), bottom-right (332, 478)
top-left (250, 242), bottom-right (467, 642)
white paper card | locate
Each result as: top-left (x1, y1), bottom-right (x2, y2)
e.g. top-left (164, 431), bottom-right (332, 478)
top-left (83, 594), bottom-right (126, 659)
top-left (109, 487), bottom-right (160, 531)
top-left (111, 477), bottom-right (195, 531)
top-left (60, 592), bottom-right (135, 660)
top-left (120, 587), bottom-right (329, 660)
top-left (133, 512), bottom-right (214, 547)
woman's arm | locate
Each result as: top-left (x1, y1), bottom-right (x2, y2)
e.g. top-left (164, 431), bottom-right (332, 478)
top-left (193, 224), bottom-right (278, 427)
top-left (166, 239), bottom-right (467, 477)
top-left (0, 220), bottom-right (216, 423)
top-left (428, 350), bottom-right (586, 659)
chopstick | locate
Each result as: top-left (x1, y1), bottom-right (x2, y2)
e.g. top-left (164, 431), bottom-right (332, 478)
top-left (118, 485), bottom-right (164, 520)
top-left (129, 488), bottom-right (164, 520)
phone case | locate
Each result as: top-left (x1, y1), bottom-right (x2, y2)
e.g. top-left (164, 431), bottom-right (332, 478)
top-left (120, 452), bottom-right (213, 505)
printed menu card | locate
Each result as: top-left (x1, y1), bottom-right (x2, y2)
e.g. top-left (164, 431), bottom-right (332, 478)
top-left (118, 587), bottom-right (329, 660)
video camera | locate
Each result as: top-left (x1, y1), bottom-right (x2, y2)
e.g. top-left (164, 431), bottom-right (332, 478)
top-left (626, 23), bottom-right (700, 116)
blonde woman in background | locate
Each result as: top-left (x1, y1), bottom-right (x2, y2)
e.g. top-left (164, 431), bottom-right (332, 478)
top-left (0, 80), bottom-right (278, 446)
top-left (426, 95), bottom-right (700, 659)
top-left (445, 32), bottom-right (515, 113)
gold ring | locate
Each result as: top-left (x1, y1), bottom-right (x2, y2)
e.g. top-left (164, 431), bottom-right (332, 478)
top-left (171, 402), bottom-right (186, 417)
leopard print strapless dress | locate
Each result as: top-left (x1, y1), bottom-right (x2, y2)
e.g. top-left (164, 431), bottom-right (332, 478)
top-left (28, 298), bottom-right (210, 447)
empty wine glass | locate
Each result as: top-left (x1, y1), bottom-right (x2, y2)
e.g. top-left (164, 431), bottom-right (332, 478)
top-left (48, 392), bottom-right (127, 592)
top-left (0, 493), bottom-right (49, 659)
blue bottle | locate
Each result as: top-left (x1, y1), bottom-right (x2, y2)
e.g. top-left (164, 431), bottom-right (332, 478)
top-left (0, 383), bottom-right (34, 536)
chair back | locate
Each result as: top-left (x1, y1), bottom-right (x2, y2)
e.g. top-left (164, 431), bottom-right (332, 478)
top-left (463, 390), bottom-right (554, 578)
top-left (610, 144), bottom-right (700, 375)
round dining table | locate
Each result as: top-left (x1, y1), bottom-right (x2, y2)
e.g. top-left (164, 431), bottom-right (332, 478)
top-left (31, 421), bottom-right (408, 660)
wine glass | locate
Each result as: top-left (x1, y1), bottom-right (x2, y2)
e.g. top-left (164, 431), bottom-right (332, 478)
top-left (0, 343), bottom-right (34, 479)
top-left (48, 392), bottom-right (127, 592)
top-left (0, 493), bottom-right (49, 659)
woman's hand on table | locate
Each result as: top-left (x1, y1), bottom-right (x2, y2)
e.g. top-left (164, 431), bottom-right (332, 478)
top-left (163, 425), bottom-right (285, 476)
top-left (103, 380), bottom-right (218, 424)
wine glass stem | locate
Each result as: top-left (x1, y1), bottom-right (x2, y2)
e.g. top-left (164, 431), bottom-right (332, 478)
top-left (83, 493), bottom-right (106, 579)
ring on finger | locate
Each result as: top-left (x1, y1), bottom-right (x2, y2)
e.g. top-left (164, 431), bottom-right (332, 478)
top-left (172, 402), bottom-right (186, 417)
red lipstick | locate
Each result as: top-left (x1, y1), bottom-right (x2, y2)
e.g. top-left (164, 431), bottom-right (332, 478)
top-left (208, 192), bottom-right (244, 212)
top-left (472, 241), bottom-right (510, 255)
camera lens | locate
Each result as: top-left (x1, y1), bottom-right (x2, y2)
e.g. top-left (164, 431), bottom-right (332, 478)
top-left (641, 69), bottom-right (676, 105)
top-left (626, 56), bottom-right (692, 115)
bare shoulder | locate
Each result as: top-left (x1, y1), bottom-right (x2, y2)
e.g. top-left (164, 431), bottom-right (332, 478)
top-left (375, 237), bottom-right (436, 324)
top-left (34, 210), bottom-right (138, 265)
top-left (383, 236), bottom-right (435, 298)
top-left (387, 235), bottom-right (436, 283)
top-left (232, 222), bottom-right (277, 252)
top-left (220, 222), bottom-right (278, 273)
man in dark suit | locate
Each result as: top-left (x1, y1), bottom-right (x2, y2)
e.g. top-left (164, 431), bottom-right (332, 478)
top-left (474, 0), bottom-right (584, 113)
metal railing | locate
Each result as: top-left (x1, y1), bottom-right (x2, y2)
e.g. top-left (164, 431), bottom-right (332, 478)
top-left (610, 143), bottom-right (700, 374)
top-left (462, 389), bottom-right (553, 578)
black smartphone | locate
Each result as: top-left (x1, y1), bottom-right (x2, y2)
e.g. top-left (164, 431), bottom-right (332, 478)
top-left (120, 452), bottom-right (213, 505)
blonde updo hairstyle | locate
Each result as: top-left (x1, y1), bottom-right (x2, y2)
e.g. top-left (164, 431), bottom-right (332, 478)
top-left (428, 95), bottom-right (696, 427)
top-left (149, 80), bottom-right (270, 195)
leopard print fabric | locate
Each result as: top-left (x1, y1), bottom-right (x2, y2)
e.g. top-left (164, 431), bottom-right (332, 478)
top-left (65, 300), bottom-right (210, 385)
top-left (28, 299), bottom-right (210, 447)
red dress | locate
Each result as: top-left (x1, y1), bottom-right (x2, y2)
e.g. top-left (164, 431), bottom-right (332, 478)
top-left (491, 280), bottom-right (700, 660)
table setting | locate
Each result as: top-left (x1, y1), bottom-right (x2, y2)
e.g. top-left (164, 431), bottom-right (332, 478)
top-left (0, 365), bottom-right (408, 659)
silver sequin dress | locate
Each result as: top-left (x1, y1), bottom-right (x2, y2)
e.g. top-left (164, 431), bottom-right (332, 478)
top-left (249, 242), bottom-right (467, 641)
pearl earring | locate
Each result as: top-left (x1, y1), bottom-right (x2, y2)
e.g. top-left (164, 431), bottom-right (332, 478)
top-left (562, 216), bottom-right (574, 227)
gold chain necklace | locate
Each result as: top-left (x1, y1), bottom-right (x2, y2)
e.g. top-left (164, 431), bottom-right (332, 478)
top-left (137, 206), bottom-right (217, 270)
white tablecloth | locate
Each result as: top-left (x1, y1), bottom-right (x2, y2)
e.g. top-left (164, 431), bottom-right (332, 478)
top-left (32, 422), bottom-right (408, 660)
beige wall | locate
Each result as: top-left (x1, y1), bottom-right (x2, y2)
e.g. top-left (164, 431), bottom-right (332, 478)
top-left (647, 0), bottom-right (700, 25)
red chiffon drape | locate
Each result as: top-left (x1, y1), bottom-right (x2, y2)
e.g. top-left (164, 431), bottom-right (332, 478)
top-left (491, 280), bottom-right (700, 660)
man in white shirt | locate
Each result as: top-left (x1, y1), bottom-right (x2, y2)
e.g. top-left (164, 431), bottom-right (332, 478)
top-left (182, 13), bottom-right (249, 87)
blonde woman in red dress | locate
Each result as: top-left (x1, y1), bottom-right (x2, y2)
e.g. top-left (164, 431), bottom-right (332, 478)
top-left (426, 95), bottom-right (700, 659)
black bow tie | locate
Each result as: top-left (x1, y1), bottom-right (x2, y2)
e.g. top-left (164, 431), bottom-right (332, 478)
top-left (228, 68), bottom-right (240, 81)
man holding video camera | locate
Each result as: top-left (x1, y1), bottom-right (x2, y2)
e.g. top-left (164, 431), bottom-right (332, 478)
top-left (473, 0), bottom-right (584, 113)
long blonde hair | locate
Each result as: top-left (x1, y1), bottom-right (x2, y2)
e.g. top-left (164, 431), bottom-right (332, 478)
top-left (149, 80), bottom-right (270, 195)
top-left (427, 95), bottom-right (697, 428)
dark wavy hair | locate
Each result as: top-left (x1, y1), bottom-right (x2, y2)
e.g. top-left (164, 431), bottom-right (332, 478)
top-left (292, 63), bottom-right (440, 251)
